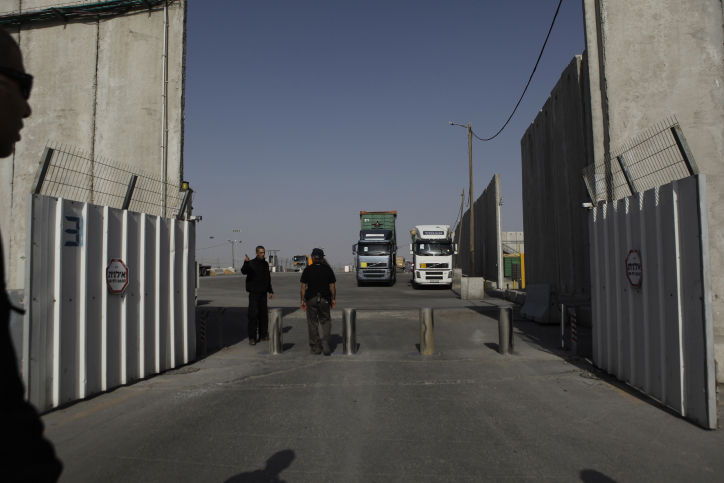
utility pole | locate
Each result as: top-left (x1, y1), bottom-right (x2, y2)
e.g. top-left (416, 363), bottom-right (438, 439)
top-left (468, 123), bottom-right (475, 277)
top-left (456, 189), bottom-right (464, 269)
top-left (450, 121), bottom-right (475, 277)
top-left (228, 239), bottom-right (237, 269)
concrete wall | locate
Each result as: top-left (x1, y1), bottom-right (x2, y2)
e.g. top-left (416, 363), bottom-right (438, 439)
top-left (520, 56), bottom-right (592, 299)
top-left (456, 174), bottom-right (503, 285)
top-left (581, 0), bottom-right (724, 381)
top-left (0, 1), bottom-right (187, 289)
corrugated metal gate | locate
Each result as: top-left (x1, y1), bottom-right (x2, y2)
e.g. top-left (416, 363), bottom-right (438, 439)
top-left (588, 175), bottom-right (716, 428)
top-left (23, 194), bottom-right (196, 412)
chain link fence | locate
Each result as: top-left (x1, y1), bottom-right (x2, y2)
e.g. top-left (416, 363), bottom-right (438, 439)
top-left (34, 142), bottom-right (183, 218)
top-left (582, 117), bottom-right (699, 203)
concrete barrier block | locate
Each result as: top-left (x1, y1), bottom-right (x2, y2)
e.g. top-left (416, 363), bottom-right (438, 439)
top-left (452, 269), bottom-right (462, 294)
top-left (519, 284), bottom-right (556, 323)
top-left (461, 276), bottom-right (486, 300)
top-left (516, 291), bottom-right (526, 306)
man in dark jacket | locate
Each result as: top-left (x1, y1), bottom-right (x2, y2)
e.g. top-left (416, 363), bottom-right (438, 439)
top-left (0, 27), bottom-right (63, 481)
top-left (300, 248), bottom-right (336, 355)
top-left (241, 246), bottom-right (274, 345)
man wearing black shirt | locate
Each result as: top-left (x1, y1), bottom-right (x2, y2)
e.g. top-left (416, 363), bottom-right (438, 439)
top-left (300, 248), bottom-right (336, 355)
top-left (241, 246), bottom-right (274, 345)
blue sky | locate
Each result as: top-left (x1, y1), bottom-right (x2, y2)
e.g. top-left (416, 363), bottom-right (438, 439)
top-left (184, 0), bottom-right (585, 267)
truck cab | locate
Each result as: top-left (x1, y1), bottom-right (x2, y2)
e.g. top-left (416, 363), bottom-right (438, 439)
top-left (354, 230), bottom-right (396, 286)
top-left (293, 255), bottom-right (308, 272)
top-left (410, 225), bottom-right (456, 287)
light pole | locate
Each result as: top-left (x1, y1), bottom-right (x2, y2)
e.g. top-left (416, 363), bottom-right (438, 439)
top-left (450, 122), bottom-right (474, 277)
top-left (228, 239), bottom-right (241, 269)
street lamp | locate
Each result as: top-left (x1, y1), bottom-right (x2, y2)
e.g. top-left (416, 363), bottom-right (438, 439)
top-left (450, 121), bottom-right (474, 277)
top-left (228, 239), bottom-right (241, 269)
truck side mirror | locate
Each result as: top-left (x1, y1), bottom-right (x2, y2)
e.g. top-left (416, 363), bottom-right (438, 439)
top-left (454, 244), bottom-right (458, 255)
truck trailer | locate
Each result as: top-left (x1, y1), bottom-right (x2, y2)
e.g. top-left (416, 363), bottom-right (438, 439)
top-left (410, 225), bottom-right (456, 287)
top-left (354, 211), bottom-right (397, 286)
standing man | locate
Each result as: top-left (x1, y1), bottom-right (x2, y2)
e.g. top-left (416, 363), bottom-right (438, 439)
top-left (0, 27), bottom-right (63, 481)
top-left (300, 248), bottom-right (336, 355)
top-left (241, 246), bottom-right (274, 346)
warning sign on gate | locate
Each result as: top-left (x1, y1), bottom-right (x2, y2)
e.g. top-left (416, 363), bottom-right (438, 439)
top-left (107, 259), bottom-right (129, 294)
top-left (625, 250), bottom-right (642, 288)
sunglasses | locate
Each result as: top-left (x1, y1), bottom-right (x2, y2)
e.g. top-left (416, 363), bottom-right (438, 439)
top-left (0, 66), bottom-right (33, 100)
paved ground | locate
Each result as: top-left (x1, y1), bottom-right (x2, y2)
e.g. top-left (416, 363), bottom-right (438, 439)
top-left (43, 272), bottom-right (724, 482)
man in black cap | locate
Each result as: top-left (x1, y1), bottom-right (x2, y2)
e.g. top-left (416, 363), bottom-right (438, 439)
top-left (241, 246), bottom-right (274, 345)
top-left (300, 248), bottom-right (336, 355)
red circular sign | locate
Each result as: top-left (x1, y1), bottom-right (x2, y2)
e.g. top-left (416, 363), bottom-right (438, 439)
top-left (106, 259), bottom-right (129, 294)
top-left (625, 250), bottom-right (642, 288)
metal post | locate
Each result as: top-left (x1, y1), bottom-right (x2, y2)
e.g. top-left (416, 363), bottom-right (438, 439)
top-left (616, 154), bottom-right (638, 196)
top-left (218, 307), bottom-right (226, 350)
top-left (671, 124), bottom-right (700, 175)
top-left (498, 307), bottom-right (514, 355)
top-left (269, 308), bottom-right (283, 355)
top-left (561, 303), bottom-right (566, 349)
top-left (122, 174), bottom-right (138, 210)
top-left (468, 123), bottom-right (475, 277)
top-left (570, 307), bottom-right (578, 355)
top-left (419, 308), bottom-right (435, 355)
top-left (32, 147), bottom-right (54, 195)
top-left (342, 308), bottom-right (357, 355)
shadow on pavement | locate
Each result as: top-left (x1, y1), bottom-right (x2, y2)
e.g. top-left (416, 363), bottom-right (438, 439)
top-left (224, 449), bottom-right (295, 483)
top-left (195, 306), bottom-right (303, 357)
top-left (580, 469), bottom-right (618, 482)
top-left (500, 302), bottom-right (693, 426)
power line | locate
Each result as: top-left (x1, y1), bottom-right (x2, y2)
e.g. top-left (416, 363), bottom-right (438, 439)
top-left (472, 0), bottom-right (563, 142)
top-left (196, 242), bottom-right (230, 251)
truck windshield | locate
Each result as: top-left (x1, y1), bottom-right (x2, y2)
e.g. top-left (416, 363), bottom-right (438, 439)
top-left (293, 256), bottom-right (306, 262)
top-left (415, 243), bottom-right (453, 256)
top-left (358, 243), bottom-right (391, 256)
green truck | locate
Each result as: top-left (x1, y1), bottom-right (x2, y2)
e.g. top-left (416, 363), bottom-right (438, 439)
top-left (354, 211), bottom-right (398, 285)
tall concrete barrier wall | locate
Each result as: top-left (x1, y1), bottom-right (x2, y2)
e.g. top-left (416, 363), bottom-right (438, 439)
top-left (456, 174), bottom-right (503, 286)
top-left (520, 56), bottom-right (592, 299)
top-left (0, 1), bottom-right (187, 291)
top-left (580, 0), bottom-right (724, 382)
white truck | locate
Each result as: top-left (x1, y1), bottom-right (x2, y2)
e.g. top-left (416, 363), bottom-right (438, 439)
top-left (410, 225), bottom-right (456, 288)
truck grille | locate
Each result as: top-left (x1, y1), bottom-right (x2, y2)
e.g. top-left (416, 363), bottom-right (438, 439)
top-left (364, 269), bottom-right (386, 274)
top-left (425, 271), bottom-right (443, 275)
top-left (424, 263), bottom-right (449, 269)
top-left (366, 262), bottom-right (386, 268)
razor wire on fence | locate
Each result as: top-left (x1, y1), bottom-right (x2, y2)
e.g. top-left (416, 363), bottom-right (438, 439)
top-left (582, 117), bottom-right (699, 203)
top-left (34, 142), bottom-right (183, 219)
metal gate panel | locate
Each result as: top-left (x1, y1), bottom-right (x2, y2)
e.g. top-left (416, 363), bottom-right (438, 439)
top-left (589, 175), bottom-right (716, 428)
top-left (23, 194), bottom-right (196, 412)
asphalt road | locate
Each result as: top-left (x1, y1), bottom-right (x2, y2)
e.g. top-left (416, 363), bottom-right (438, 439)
top-left (42, 273), bottom-right (724, 482)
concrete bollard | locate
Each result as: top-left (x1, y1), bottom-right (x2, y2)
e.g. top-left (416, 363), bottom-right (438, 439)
top-left (498, 306), bottom-right (514, 355)
top-left (342, 308), bottom-right (357, 355)
top-left (269, 308), bottom-right (283, 355)
top-left (419, 308), bottom-right (435, 355)
top-left (218, 307), bottom-right (226, 350)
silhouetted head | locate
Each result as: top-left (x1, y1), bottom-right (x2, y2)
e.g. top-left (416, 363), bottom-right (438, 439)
top-left (264, 449), bottom-right (295, 473)
top-left (0, 27), bottom-right (32, 158)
